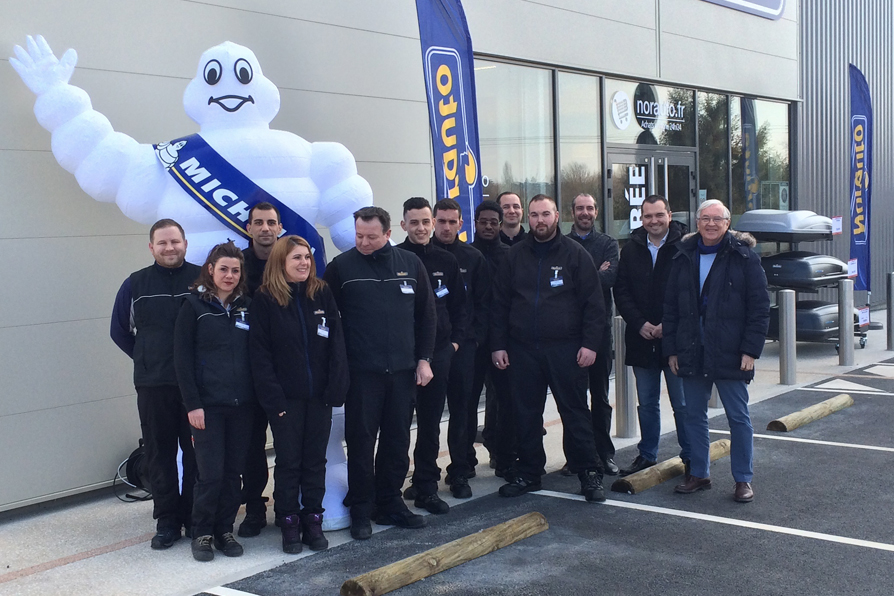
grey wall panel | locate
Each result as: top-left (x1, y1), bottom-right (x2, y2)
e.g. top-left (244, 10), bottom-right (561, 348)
top-left (798, 1), bottom-right (894, 307)
top-left (464, 0), bottom-right (659, 78)
top-left (0, 320), bottom-right (133, 418)
top-left (0, 395), bottom-right (137, 510)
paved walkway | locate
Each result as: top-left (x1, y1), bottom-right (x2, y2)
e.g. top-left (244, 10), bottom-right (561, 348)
top-left (0, 320), bottom-right (889, 595)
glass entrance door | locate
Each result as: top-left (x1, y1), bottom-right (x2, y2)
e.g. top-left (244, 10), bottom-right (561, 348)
top-left (606, 151), bottom-right (696, 242)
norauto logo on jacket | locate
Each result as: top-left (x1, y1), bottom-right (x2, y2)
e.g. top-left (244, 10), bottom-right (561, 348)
top-left (425, 47), bottom-right (478, 201)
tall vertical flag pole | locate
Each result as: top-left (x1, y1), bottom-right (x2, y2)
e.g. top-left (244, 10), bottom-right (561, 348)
top-left (415, 0), bottom-right (483, 242)
top-left (848, 64), bottom-right (872, 319)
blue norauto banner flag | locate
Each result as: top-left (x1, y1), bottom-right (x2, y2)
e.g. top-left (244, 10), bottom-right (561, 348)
top-left (849, 64), bottom-right (872, 291)
top-left (415, 0), bottom-right (482, 241)
top-left (741, 98), bottom-right (760, 211)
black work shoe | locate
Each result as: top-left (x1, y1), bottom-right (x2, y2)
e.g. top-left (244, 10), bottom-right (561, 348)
top-left (350, 517), bottom-right (372, 540)
top-left (301, 513), bottom-right (328, 550)
top-left (375, 508), bottom-right (426, 528)
top-left (494, 467), bottom-right (515, 481)
top-left (603, 458), bottom-right (620, 475)
top-left (414, 493), bottom-right (450, 514)
top-left (580, 470), bottom-right (606, 502)
top-left (191, 535), bottom-right (214, 561)
top-left (444, 471), bottom-right (475, 485)
top-left (559, 463), bottom-right (573, 476)
top-left (213, 532), bottom-right (244, 557)
top-left (449, 476), bottom-right (473, 499)
top-left (498, 477), bottom-right (542, 498)
top-left (150, 527), bottom-right (181, 550)
top-left (281, 514), bottom-right (302, 553)
top-left (402, 484), bottom-right (419, 501)
top-left (620, 455), bottom-right (657, 477)
top-left (238, 512), bottom-right (267, 537)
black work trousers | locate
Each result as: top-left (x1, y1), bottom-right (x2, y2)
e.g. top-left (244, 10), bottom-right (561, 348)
top-left (410, 344), bottom-right (454, 495)
top-left (191, 403), bottom-right (254, 538)
top-left (446, 341), bottom-right (477, 480)
top-left (269, 398), bottom-right (333, 516)
top-left (476, 343), bottom-right (515, 470)
top-left (508, 342), bottom-right (600, 482)
top-left (343, 369), bottom-right (416, 518)
top-left (136, 385), bottom-right (197, 531)
top-left (588, 330), bottom-right (616, 463)
top-left (240, 402), bottom-right (270, 516)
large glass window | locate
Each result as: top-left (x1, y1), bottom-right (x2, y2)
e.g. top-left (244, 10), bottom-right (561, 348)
top-left (558, 72), bottom-right (603, 232)
top-left (697, 92), bottom-right (729, 204)
top-left (731, 97), bottom-right (791, 221)
top-left (605, 79), bottom-right (695, 147)
top-left (475, 60), bottom-right (555, 207)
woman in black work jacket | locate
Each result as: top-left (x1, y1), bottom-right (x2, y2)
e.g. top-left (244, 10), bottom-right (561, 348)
top-left (249, 235), bottom-right (348, 554)
top-left (174, 241), bottom-right (254, 562)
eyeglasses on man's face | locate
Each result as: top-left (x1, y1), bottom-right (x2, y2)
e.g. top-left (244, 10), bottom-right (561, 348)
top-left (698, 216), bottom-right (729, 224)
top-left (475, 218), bottom-right (501, 228)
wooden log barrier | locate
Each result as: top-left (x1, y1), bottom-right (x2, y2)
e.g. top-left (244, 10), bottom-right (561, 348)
top-left (766, 393), bottom-right (854, 432)
top-left (340, 512), bottom-right (548, 596)
top-left (611, 439), bottom-right (731, 495)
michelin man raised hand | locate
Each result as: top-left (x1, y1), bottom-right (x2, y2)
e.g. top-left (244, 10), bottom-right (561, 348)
top-left (11, 35), bottom-right (372, 264)
top-left (12, 35), bottom-right (367, 531)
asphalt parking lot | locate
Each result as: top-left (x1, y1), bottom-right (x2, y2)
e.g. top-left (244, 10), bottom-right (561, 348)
top-left (202, 360), bottom-right (894, 596)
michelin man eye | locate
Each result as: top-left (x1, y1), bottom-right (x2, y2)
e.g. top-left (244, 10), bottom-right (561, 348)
top-left (203, 60), bottom-right (222, 85)
top-left (234, 59), bottom-right (253, 84)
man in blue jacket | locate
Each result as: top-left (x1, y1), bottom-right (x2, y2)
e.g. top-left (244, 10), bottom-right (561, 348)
top-left (663, 200), bottom-right (769, 503)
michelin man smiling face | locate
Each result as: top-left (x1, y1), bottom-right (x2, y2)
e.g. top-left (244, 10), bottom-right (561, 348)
top-left (183, 41), bottom-right (280, 129)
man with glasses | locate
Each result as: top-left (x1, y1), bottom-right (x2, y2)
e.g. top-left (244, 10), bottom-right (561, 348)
top-left (566, 193), bottom-right (620, 476)
top-left (663, 199), bottom-right (769, 503)
top-left (613, 195), bottom-right (690, 477)
top-left (491, 195), bottom-right (606, 502)
top-left (471, 201), bottom-right (514, 478)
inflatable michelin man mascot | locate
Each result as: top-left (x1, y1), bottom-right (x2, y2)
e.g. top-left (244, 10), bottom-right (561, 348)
top-left (11, 35), bottom-right (368, 531)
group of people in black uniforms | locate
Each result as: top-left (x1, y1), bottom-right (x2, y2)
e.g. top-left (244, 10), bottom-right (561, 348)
top-left (111, 190), bottom-right (769, 562)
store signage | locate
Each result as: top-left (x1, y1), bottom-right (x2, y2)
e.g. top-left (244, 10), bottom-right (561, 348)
top-left (701, 0), bottom-right (785, 21)
top-left (633, 84), bottom-right (686, 132)
top-left (626, 165), bottom-right (647, 230)
top-left (849, 63), bottom-right (873, 291)
top-left (610, 91), bottom-right (631, 130)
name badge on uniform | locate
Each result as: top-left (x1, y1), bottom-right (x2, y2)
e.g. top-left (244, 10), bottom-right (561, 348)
top-left (435, 279), bottom-right (449, 298)
top-left (550, 270), bottom-right (564, 287)
top-left (317, 316), bottom-right (330, 338)
top-left (400, 282), bottom-right (415, 295)
top-left (235, 311), bottom-right (250, 330)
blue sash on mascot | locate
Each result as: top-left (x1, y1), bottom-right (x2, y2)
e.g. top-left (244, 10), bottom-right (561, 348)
top-left (154, 133), bottom-right (327, 273)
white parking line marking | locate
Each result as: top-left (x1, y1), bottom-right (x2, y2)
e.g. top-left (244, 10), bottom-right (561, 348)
top-left (205, 587), bottom-right (258, 596)
top-left (813, 379), bottom-right (885, 392)
top-left (807, 387), bottom-right (894, 396)
top-left (709, 429), bottom-right (894, 452)
top-left (536, 490), bottom-right (894, 552)
top-left (863, 364), bottom-right (894, 378)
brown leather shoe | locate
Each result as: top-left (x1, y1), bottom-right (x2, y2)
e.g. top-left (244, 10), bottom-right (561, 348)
top-left (734, 482), bottom-right (754, 503)
top-left (674, 475), bottom-right (712, 493)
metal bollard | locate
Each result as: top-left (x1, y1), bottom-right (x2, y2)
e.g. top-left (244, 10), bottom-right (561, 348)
top-left (708, 384), bottom-right (720, 408)
top-left (779, 289), bottom-right (797, 384)
top-left (839, 278), bottom-right (855, 366)
top-left (887, 273), bottom-right (894, 351)
top-left (613, 316), bottom-right (637, 438)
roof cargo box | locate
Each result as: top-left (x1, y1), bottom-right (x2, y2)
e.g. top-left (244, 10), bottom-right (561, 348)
top-left (767, 300), bottom-right (861, 342)
top-left (761, 251), bottom-right (848, 290)
top-left (736, 209), bottom-right (833, 242)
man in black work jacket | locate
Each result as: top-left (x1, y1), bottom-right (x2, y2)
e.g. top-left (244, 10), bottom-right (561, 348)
top-left (471, 201), bottom-right (515, 477)
top-left (566, 193), bottom-right (620, 476)
top-left (498, 191), bottom-right (527, 246)
top-left (323, 206), bottom-right (437, 540)
top-left (397, 197), bottom-right (468, 515)
top-left (110, 219), bottom-right (200, 550)
top-left (491, 195), bottom-right (607, 503)
top-left (431, 198), bottom-right (489, 498)
top-left (238, 201), bottom-right (283, 537)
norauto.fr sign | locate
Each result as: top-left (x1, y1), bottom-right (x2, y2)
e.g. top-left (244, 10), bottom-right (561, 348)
top-left (702, 0), bottom-right (785, 20)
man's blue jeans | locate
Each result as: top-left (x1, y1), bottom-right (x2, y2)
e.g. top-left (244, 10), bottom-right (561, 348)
top-left (681, 377), bottom-right (754, 482)
top-left (632, 366), bottom-right (690, 462)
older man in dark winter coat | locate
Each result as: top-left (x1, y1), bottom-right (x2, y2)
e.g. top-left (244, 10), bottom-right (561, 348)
top-left (613, 195), bottom-right (690, 477)
top-left (663, 200), bottom-right (769, 503)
